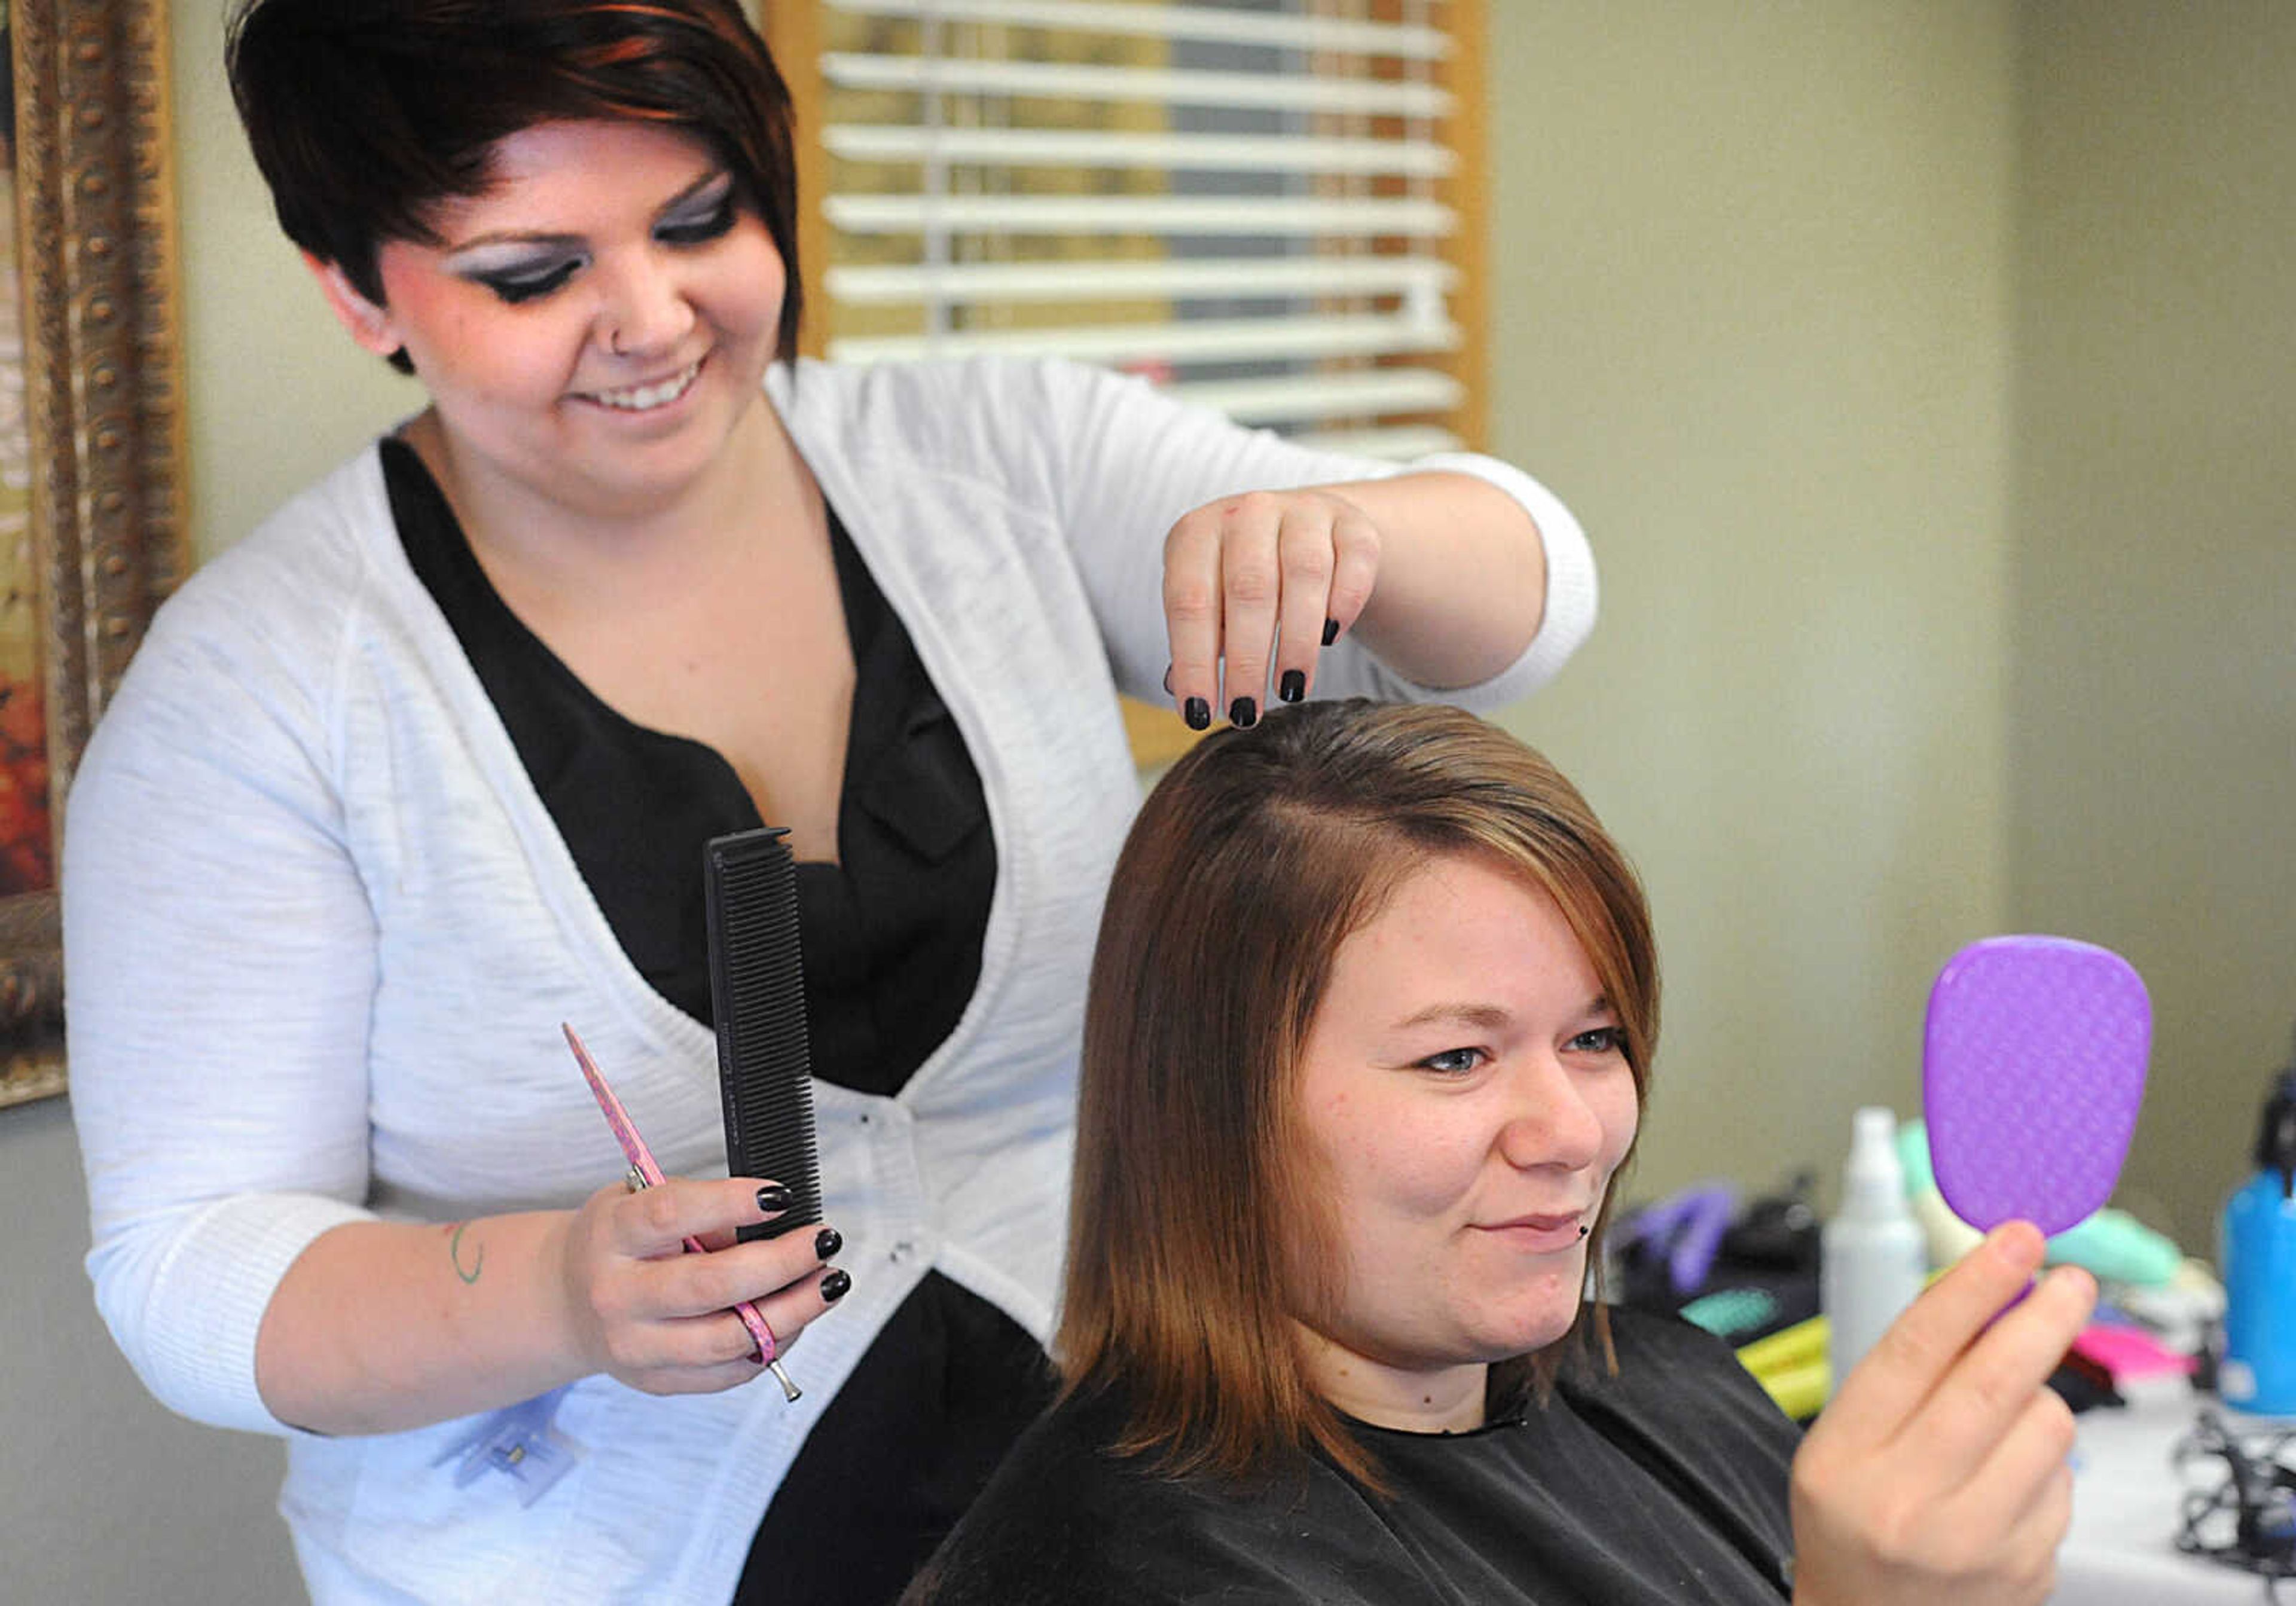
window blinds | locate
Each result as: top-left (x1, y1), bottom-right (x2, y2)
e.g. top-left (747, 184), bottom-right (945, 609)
top-left (777, 0), bottom-right (1486, 459)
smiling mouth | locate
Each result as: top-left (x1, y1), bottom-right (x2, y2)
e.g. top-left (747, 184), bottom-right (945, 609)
top-left (1473, 1213), bottom-right (1589, 1250)
top-left (584, 358), bottom-right (703, 413)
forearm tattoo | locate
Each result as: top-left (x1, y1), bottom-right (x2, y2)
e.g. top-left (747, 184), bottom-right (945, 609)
top-left (445, 1221), bottom-right (486, 1286)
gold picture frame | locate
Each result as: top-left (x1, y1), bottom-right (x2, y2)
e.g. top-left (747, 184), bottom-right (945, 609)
top-left (1, 0), bottom-right (188, 1106)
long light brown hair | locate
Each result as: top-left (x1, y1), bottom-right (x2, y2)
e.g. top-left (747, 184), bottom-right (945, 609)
top-left (1057, 700), bottom-right (1659, 1485)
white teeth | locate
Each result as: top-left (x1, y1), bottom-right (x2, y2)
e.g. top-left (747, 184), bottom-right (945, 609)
top-left (589, 361), bottom-right (701, 411)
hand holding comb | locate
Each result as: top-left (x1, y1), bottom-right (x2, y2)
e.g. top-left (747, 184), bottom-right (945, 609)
top-left (563, 1022), bottom-right (802, 1402)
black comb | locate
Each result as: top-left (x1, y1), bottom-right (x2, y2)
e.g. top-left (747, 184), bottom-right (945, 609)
top-left (704, 826), bottom-right (820, 1245)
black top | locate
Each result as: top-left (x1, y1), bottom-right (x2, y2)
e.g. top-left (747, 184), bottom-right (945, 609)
top-left (905, 1308), bottom-right (1803, 1606)
top-left (384, 441), bottom-right (1054, 1605)
top-left (383, 436), bottom-right (994, 1095)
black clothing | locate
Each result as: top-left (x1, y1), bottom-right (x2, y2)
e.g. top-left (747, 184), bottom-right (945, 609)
top-left (906, 1308), bottom-right (1802, 1605)
top-left (384, 441), bottom-right (1043, 1605)
top-left (738, 1272), bottom-right (1058, 1605)
top-left (384, 436), bottom-right (996, 1093)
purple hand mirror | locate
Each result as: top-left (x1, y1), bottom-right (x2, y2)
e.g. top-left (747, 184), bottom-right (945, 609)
top-left (1922, 935), bottom-right (2151, 1236)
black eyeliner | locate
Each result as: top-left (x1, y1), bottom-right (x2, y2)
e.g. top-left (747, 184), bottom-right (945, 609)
top-left (457, 170), bottom-right (738, 304)
top-left (657, 196), bottom-right (737, 246)
top-left (475, 259), bottom-right (582, 304)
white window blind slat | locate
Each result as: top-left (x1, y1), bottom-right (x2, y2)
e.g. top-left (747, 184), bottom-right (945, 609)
top-left (1167, 368), bottom-right (1465, 427)
top-left (823, 0), bottom-right (1449, 60)
top-left (823, 255), bottom-right (1458, 308)
top-left (820, 53), bottom-right (1451, 118)
top-left (1289, 423), bottom-right (1467, 460)
top-left (823, 193), bottom-right (1453, 237)
top-left (826, 310), bottom-right (1461, 368)
top-left (819, 125), bottom-right (1454, 179)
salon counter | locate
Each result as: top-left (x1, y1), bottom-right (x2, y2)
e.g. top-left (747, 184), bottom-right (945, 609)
top-left (2051, 1387), bottom-right (2281, 1604)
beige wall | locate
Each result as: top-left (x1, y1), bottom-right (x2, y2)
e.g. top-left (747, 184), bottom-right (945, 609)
top-left (11, 1), bottom-right (2288, 1595)
top-left (175, 3), bottom-right (417, 557)
top-left (1483, 2), bottom-right (2018, 1213)
top-left (2009, 1), bottom-right (2296, 1247)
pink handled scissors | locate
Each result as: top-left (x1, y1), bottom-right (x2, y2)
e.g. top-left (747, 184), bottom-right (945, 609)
top-left (562, 1023), bottom-right (801, 1402)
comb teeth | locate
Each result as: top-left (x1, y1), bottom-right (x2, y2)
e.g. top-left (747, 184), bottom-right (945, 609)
top-left (706, 828), bottom-right (821, 1243)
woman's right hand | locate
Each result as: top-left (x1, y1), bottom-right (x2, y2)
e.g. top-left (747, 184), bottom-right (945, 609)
top-left (1788, 1220), bottom-right (2096, 1606)
top-left (555, 1177), bottom-right (847, 1396)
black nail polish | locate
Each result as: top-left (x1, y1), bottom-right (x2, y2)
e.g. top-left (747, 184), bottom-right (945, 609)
top-left (1279, 670), bottom-right (1305, 704)
top-left (1229, 697), bottom-right (1257, 729)
top-left (814, 1226), bottom-right (843, 1261)
top-left (820, 1268), bottom-right (853, 1302)
top-left (1321, 618), bottom-right (1339, 647)
top-left (1162, 664), bottom-right (1174, 696)
top-left (757, 1184), bottom-right (792, 1213)
top-left (1184, 697), bottom-right (1211, 731)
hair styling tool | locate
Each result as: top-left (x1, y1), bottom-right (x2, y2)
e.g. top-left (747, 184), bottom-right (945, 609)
top-left (1620, 1181), bottom-right (1739, 1299)
top-left (563, 1023), bottom-right (801, 1402)
top-left (1921, 935), bottom-right (2151, 1238)
top-left (2175, 1409), bottom-right (2296, 1593)
top-left (706, 827), bottom-right (822, 1248)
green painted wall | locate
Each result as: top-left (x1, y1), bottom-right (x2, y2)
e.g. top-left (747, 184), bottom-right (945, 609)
top-left (2010, 1), bottom-right (2296, 1246)
top-left (1485, 2), bottom-right (2017, 1214)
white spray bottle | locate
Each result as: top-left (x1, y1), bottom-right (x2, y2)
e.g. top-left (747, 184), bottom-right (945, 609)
top-left (1822, 1106), bottom-right (1928, 1394)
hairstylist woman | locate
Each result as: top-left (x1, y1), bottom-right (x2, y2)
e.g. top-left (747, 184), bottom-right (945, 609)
top-left (62, 3), bottom-right (1596, 1602)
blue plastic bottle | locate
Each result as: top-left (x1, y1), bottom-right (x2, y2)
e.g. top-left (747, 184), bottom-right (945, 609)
top-left (2220, 1049), bottom-right (2296, 1417)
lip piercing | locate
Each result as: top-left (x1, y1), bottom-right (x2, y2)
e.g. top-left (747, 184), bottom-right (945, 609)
top-left (1577, 1225), bottom-right (1590, 1239)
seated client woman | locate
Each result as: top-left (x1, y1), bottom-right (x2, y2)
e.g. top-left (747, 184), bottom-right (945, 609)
top-left (908, 700), bottom-right (2095, 1605)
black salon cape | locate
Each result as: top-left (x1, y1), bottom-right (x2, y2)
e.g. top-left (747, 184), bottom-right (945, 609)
top-left (905, 1308), bottom-right (1800, 1605)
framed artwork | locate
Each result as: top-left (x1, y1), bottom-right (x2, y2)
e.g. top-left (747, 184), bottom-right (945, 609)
top-left (0, 0), bottom-right (188, 1107)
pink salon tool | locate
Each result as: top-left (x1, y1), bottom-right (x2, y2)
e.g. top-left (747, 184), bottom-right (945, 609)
top-left (1922, 935), bottom-right (2151, 1237)
top-left (564, 1022), bottom-right (801, 1402)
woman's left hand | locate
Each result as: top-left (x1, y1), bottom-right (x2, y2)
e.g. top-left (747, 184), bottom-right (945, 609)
top-left (1162, 488), bottom-right (1381, 730)
top-left (1786, 1222), bottom-right (2093, 1606)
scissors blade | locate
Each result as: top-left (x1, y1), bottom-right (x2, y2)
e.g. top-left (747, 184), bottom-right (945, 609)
top-left (564, 1022), bottom-right (667, 1188)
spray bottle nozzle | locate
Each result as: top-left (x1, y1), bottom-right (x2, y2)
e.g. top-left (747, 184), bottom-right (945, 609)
top-left (2258, 1066), bottom-right (2296, 1201)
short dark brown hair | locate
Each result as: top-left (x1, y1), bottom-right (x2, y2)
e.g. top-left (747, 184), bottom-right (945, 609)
top-left (227, 0), bottom-right (802, 370)
top-left (1058, 700), bottom-right (1659, 1486)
